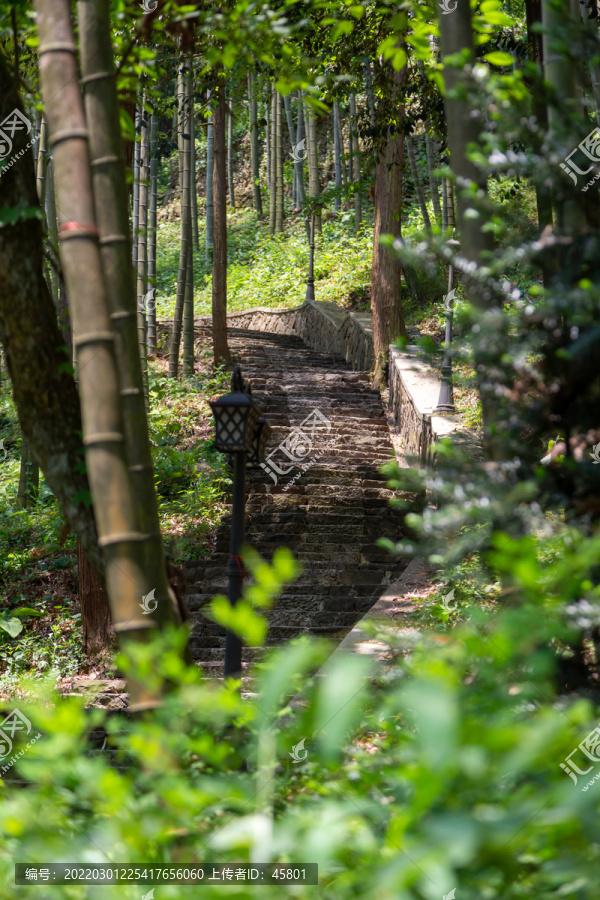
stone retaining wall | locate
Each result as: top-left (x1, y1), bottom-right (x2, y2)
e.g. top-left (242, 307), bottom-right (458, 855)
top-left (157, 299), bottom-right (475, 461)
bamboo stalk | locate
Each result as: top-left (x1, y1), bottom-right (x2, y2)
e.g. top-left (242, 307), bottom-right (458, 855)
top-left (405, 135), bottom-right (431, 232)
top-left (269, 86), bottom-right (277, 234)
top-left (132, 94), bottom-right (141, 269)
top-left (136, 88), bottom-right (149, 406)
top-left (275, 91), bottom-right (284, 233)
top-left (189, 63), bottom-right (199, 252)
top-left (333, 100), bottom-right (341, 213)
top-left (227, 88), bottom-right (235, 208)
top-left (306, 98), bottom-right (321, 233)
top-left (248, 71), bottom-right (263, 218)
top-left (349, 93), bottom-right (361, 233)
top-left (170, 58), bottom-right (191, 377)
top-left (425, 132), bottom-right (442, 226)
top-left (205, 87), bottom-right (214, 262)
top-left (37, 0), bottom-right (170, 710)
top-left (182, 61), bottom-right (194, 376)
top-left (77, 0), bottom-right (183, 673)
top-left (147, 113), bottom-right (158, 355)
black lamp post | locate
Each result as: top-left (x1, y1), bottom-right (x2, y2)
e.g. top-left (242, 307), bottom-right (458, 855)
top-left (305, 214), bottom-right (315, 302)
top-left (209, 366), bottom-right (267, 678)
top-left (434, 238), bottom-right (460, 414)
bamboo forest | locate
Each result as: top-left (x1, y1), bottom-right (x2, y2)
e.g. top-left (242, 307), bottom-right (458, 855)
top-left (2, 0), bottom-right (600, 895)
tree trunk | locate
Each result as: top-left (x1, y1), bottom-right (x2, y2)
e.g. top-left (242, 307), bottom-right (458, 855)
top-left (132, 94), bottom-right (141, 271)
top-left (45, 157), bottom-right (60, 308)
top-left (169, 60), bottom-right (191, 378)
top-left (364, 61), bottom-right (377, 130)
top-left (78, 0), bottom-right (184, 665)
top-left (275, 92), bottom-right (284, 233)
top-left (36, 0), bottom-right (178, 710)
top-left (333, 100), bottom-right (341, 213)
top-left (265, 83), bottom-right (271, 198)
top-left (406, 135), bottom-right (431, 232)
top-left (525, 0), bottom-right (553, 235)
top-left (227, 89), bottom-right (235, 208)
top-left (269, 86), bottom-right (277, 235)
top-left (248, 72), bottom-right (263, 218)
top-left (371, 67), bottom-right (408, 385)
top-left (295, 93), bottom-right (310, 240)
top-left (189, 66), bottom-right (199, 253)
top-left (183, 61), bottom-right (194, 377)
top-left (425, 133), bottom-right (442, 226)
top-left (136, 89), bottom-right (149, 407)
top-left (306, 100), bottom-right (321, 233)
top-left (16, 440), bottom-right (39, 509)
top-left (349, 93), bottom-right (361, 233)
top-left (147, 113), bottom-right (158, 355)
top-left (212, 76), bottom-right (230, 364)
top-left (205, 88), bottom-right (214, 262)
top-left (77, 537), bottom-right (112, 667)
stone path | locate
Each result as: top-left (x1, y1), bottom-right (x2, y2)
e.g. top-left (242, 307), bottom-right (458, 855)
top-left (186, 327), bottom-right (409, 677)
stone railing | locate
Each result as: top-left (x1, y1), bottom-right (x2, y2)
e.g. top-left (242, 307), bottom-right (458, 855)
top-left (157, 298), bottom-right (375, 372)
top-left (157, 300), bottom-right (476, 461)
top-left (388, 345), bottom-right (479, 464)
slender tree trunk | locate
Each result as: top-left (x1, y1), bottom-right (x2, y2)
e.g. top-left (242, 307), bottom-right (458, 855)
top-left (16, 441), bottom-right (39, 509)
top-left (295, 94), bottom-right (310, 241)
top-left (406, 135), bottom-right (431, 232)
top-left (333, 100), bottom-right (342, 212)
top-left (269, 87), bottom-right (277, 235)
top-left (364, 61), bottom-right (377, 130)
top-left (45, 158), bottom-right (60, 308)
top-left (212, 76), bottom-right (230, 364)
top-left (37, 0), bottom-right (174, 710)
top-left (132, 94), bottom-right (141, 270)
top-left (349, 93), bottom-right (361, 233)
top-left (147, 113), bottom-right (158, 355)
top-left (275, 92), bottom-right (284, 233)
top-left (526, 0), bottom-right (553, 235)
top-left (169, 59), bottom-right (191, 378)
top-left (265, 83), bottom-right (271, 197)
top-left (205, 88), bottom-right (214, 262)
top-left (227, 89), bottom-right (235, 208)
top-left (371, 66), bottom-right (408, 385)
top-left (0, 51), bottom-right (99, 568)
top-left (77, 537), bottom-right (112, 666)
top-left (183, 61), bottom-right (194, 377)
top-left (425, 133), bottom-right (442, 226)
top-left (190, 89), bottom-right (199, 253)
top-left (306, 100), bottom-right (321, 233)
top-left (136, 89), bottom-right (149, 407)
top-left (248, 72), bottom-right (263, 218)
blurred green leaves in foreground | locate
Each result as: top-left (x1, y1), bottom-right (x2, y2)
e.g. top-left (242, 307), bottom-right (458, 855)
top-left (0, 537), bottom-right (598, 900)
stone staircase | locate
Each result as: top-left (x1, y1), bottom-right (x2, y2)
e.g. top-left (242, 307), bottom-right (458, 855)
top-left (186, 327), bottom-right (409, 677)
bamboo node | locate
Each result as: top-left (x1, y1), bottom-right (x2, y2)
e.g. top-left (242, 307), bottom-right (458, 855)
top-left (74, 330), bottom-right (115, 346)
top-left (50, 127), bottom-right (89, 147)
top-left (97, 531), bottom-right (157, 547)
top-left (112, 620), bottom-right (159, 633)
top-left (121, 387), bottom-right (142, 396)
top-left (82, 432), bottom-right (124, 446)
top-left (59, 222), bottom-right (100, 240)
top-left (38, 41), bottom-right (77, 55)
top-left (81, 71), bottom-right (115, 85)
top-left (92, 156), bottom-right (122, 167)
top-left (100, 234), bottom-right (129, 246)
